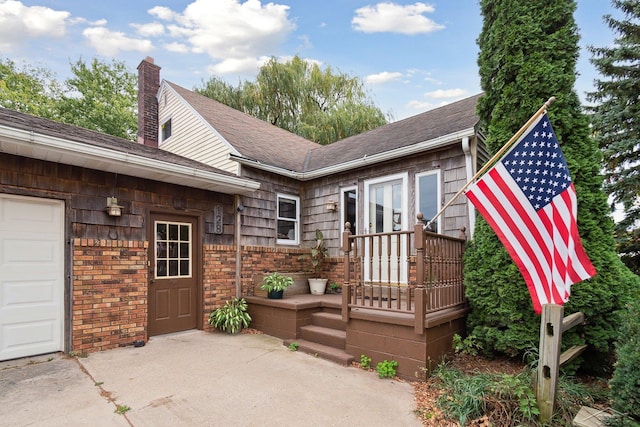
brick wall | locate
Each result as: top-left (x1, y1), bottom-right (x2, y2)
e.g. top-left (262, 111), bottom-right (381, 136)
top-left (72, 239), bottom-right (148, 353)
top-left (203, 244), bottom-right (237, 331)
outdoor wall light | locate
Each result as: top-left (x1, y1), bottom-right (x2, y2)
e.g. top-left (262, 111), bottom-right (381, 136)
top-left (237, 202), bottom-right (245, 212)
top-left (106, 196), bottom-right (123, 217)
top-left (326, 200), bottom-right (337, 212)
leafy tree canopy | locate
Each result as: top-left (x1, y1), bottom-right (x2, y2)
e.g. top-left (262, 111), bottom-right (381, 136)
top-left (465, 0), bottom-right (640, 373)
top-left (0, 57), bottom-right (137, 141)
top-left (0, 58), bottom-right (62, 119)
top-left (57, 58), bottom-right (138, 140)
top-left (195, 55), bottom-right (389, 145)
top-left (587, 0), bottom-right (640, 275)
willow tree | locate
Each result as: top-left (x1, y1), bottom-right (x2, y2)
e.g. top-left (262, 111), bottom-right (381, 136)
top-left (464, 0), bottom-right (639, 371)
top-left (196, 55), bottom-right (388, 145)
top-left (588, 0), bottom-right (640, 275)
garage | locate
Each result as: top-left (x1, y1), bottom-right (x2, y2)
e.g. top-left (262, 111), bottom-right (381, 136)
top-left (0, 194), bottom-right (65, 361)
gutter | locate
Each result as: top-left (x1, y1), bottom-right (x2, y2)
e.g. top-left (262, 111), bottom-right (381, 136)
top-left (0, 124), bottom-right (260, 195)
top-left (229, 127), bottom-right (476, 180)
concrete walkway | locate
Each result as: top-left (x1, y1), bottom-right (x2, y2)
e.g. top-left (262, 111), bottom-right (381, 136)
top-left (1, 331), bottom-right (422, 427)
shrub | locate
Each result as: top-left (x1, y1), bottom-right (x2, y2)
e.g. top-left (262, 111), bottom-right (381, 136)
top-left (375, 359), bottom-right (398, 379)
top-left (208, 297), bottom-right (251, 334)
top-left (608, 297), bottom-right (640, 423)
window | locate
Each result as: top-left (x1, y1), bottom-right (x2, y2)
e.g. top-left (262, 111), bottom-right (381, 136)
top-left (416, 170), bottom-right (441, 233)
top-left (155, 221), bottom-right (191, 278)
top-left (276, 194), bottom-right (299, 245)
top-left (341, 187), bottom-right (357, 236)
top-left (161, 118), bottom-right (172, 142)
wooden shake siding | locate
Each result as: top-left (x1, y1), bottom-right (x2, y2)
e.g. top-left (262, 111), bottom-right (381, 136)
top-left (158, 87), bottom-right (237, 174)
top-left (300, 145), bottom-right (471, 254)
top-left (239, 168), bottom-right (303, 247)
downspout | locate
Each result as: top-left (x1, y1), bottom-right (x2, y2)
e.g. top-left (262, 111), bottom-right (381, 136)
top-left (461, 137), bottom-right (475, 239)
top-left (235, 194), bottom-right (243, 297)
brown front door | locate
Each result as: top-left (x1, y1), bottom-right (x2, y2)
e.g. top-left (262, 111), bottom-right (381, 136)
top-left (148, 213), bottom-right (200, 337)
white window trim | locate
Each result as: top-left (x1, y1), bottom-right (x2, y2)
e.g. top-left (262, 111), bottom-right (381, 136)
top-left (160, 116), bottom-right (173, 144)
top-left (154, 220), bottom-right (192, 279)
top-left (340, 186), bottom-right (357, 245)
top-left (363, 173), bottom-right (409, 284)
top-left (415, 169), bottom-right (442, 234)
top-left (363, 172), bottom-right (408, 234)
top-left (276, 193), bottom-right (300, 245)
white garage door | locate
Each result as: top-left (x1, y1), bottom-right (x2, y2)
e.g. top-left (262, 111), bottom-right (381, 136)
top-left (0, 195), bottom-right (64, 361)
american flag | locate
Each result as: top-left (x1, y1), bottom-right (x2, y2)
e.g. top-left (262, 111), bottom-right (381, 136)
top-left (466, 113), bottom-right (596, 314)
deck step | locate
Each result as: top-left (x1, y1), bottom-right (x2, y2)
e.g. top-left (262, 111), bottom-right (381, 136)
top-left (311, 311), bottom-right (346, 331)
top-left (284, 339), bottom-right (354, 366)
top-left (300, 325), bottom-right (346, 348)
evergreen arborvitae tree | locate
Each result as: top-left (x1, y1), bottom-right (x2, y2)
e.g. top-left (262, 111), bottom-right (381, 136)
top-left (587, 0), bottom-right (640, 276)
top-left (465, 0), bottom-right (640, 372)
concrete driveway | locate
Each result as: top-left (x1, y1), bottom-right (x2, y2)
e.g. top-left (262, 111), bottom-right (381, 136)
top-left (0, 331), bottom-right (422, 426)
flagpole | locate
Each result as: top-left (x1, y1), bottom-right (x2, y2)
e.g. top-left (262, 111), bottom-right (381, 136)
top-left (426, 96), bottom-right (556, 228)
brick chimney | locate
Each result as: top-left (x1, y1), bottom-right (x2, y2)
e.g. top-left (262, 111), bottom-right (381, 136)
top-left (137, 57), bottom-right (161, 148)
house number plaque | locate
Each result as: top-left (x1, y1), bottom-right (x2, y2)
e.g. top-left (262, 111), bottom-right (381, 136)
top-left (214, 205), bottom-right (223, 234)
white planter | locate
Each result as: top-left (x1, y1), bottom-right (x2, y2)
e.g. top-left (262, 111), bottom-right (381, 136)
top-left (308, 278), bottom-right (328, 295)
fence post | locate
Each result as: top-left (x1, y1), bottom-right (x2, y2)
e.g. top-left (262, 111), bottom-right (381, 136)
top-left (415, 214), bottom-right (425, 287)
top-left (414, 288), bottom-right (425, 334)
top-left (342, 223), bottom-right (352, 323)
top-left (413, 214), bottom-right (426, 334)
top-left (537, 304), bottom-right (563, 423)
top-left (536, 305), bottom-right (586, 423)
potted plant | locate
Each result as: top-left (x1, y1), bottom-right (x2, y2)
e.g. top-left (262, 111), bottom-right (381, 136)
top-left (307, 229), bottom-right (329, 295)
top-left (208, 297), bottom-right (251, 334)
top-left (260, 272), bottom-right (294, 299)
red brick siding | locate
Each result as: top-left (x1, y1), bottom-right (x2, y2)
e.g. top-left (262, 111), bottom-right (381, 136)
top-left (202, 244), bottom-right (237, 331)
top-left (72, 239), bottom-right (148, 353)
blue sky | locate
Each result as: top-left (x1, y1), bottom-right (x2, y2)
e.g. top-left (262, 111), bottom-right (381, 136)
top-left (0, 0), bottom-right (619, 120)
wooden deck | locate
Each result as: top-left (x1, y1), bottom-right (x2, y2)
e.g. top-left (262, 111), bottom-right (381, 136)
top-left (246, 292), bottom-right (468, 380)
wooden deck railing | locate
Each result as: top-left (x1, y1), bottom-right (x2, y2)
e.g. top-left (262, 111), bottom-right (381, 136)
top-left (341, 214), bottom-right (467, 333)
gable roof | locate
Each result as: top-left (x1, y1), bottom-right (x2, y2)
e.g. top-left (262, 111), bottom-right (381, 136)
top-left (0, 107), bottom-right (260, 195)
top-left (304, 93), bottom-right (482, 172)
top-left (166, 82), bottom-right (320, 172)
top-left (166, 81), bottom-right (481, 178)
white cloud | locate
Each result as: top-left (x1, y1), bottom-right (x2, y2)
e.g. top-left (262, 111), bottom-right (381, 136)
top-left (164, 42), bottom-right (190, 53)
top-left (148, 6), bottom-right (178, 21)
top-left (207, 56), bottom-right (269, 75)
top-left (147, 0), bottom-right (295, 75)
top-left (366, 71), bottom-right (403, 85)
top-left (424, 88), bottom-right (467, 99)
top-left (83, 27), bottom-right (153, 56)
top-left (0, 0), bottom-right (70, 51)
top-left (407, 99), bottom-right (434, 110)
top-left (132, 22), bottom-right (165, 37)
top-left (352, 2), bottom-right (444, 35)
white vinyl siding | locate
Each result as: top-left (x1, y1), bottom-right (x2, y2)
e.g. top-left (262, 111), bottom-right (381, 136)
top-left (158, 86), bottom-right (239, 174)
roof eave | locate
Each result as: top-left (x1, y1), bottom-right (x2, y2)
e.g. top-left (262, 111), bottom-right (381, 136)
top-left (230, 127), bottom-right (477, 180)
top-left (0, 125), bottom-right (260, 195)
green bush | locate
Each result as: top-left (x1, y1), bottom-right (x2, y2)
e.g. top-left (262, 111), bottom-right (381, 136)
top-left (208, 297), bottom-right (251, 334)
top-left (608, 297), bottom-right (640, 424)
top-left (375, 359), bottom-right (398, 379)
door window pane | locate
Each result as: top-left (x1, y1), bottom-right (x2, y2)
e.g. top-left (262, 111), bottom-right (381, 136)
top-left (155, 221), bottom-right (192, 278)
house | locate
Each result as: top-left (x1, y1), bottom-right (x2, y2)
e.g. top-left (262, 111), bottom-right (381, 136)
top-left (136, 57), bottom-right (486, 378)
top-left (137, 57), bottom-right (485, 285)
top-left (0, 57), bottom-right (485, 379)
